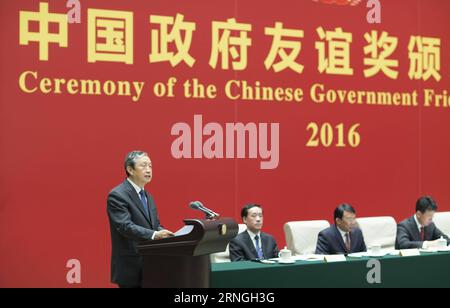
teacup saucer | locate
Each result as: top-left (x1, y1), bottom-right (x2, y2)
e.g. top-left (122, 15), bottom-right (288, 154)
top-left (367, 252), bottom-right (386, 257)
top-left (278, 259), bottom-right (295, 264)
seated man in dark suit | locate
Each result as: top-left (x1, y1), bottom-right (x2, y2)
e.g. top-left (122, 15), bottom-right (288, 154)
top-left (229, 204), bottom-right (279, 261)
top-left (396, 196), bottom-right (450, 249)
top-left (315, 203), bottom-right (367, 255)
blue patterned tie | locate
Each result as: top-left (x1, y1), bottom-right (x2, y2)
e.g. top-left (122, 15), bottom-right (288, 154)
top-left (254, 235), bottom-right (263, 259)
top-left (139, 190), bottom-right (150, 220)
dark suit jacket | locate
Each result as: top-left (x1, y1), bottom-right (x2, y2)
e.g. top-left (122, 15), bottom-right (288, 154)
top-left (395, 215), bottom-right (450, 249)
top-left (107, 179), bottom-right (164, 287)
top-left (229, 231), bottom-right (279, 261)
top-left (315, 225), bottom-right (367, 255)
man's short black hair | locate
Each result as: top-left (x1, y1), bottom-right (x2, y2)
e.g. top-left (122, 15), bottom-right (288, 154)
top-left (124, 151), bottom-right (148, 177)
top-left (416, 196), bottom-right (438, 213)
top-left (241, 204), bottom-right (262, 219)
top-left (334, 203), bottom-right (356, 222)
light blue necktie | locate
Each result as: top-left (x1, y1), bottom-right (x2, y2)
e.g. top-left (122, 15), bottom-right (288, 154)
top-left (254, 235), bottom-right (263, 259)
top-left (139, 190), bottom-right (150, 220)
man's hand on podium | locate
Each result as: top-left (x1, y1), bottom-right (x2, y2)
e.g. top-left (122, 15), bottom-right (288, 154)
top-left (154, 229), bottom-right (175, 240)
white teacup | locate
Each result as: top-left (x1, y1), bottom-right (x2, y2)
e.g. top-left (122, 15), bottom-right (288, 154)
top-left (436, 237), bottom-right (447, 248)
top-left (369, 244), bottom-right (381, 255)
top-left (278, 247), bottom-right (292, 261)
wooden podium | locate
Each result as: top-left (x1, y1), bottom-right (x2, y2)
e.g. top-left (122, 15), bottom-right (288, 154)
top-left (137, 217), bottom-right (238, 288)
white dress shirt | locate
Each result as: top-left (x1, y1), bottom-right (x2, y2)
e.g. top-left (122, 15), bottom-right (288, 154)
top-left (413, 214), bottom-right (423, 233)
top-left (246, 229), bottom-right (262, 253)
top-left (127, 178), bottom-right (156, 240)
top-left (414, 214), bottom-right (426, 248)
top-left (337, 226), bottom-right (349, 245)
top-left (127, 178), bottom-right (143, 194)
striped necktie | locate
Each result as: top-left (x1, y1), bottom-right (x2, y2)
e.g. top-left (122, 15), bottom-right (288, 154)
top-left (254, 235), bottom-right (263, 259)
top-left (345, 232), bottom-right (351, 252)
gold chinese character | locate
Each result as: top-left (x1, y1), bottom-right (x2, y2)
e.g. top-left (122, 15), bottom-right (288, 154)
top-left (19, 2), bottom-right (68, 61)
top-left (209, 18), bottom-right (252, 70)
top-left (149, 14), bottom-right (196, 67)
top-left (88, 9), bottom-right (133, 64)
top-left (364, 31), bottom-right (399, 79)
top-left (408, 36), bottom-right (441, 82)
top-left (264, 22), bottom-right (304, 74)
top-left (315, 27), bottom-right (353, 75)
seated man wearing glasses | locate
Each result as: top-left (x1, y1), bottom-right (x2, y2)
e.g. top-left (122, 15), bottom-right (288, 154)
top-left (315, 203), bottom-right (367, 255)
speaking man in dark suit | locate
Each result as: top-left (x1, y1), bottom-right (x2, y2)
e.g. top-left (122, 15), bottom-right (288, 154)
top-left (315, 203), bottom-right (367, 255)
top-left (229, 204), bottom-right (279, 261)
top-left (396, 196), bottom-right (449, 250)
top-left (107, 151), bottom-right (174, 288)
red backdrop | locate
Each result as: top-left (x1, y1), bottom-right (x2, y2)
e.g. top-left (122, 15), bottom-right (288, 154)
top-left (1, 0), bottom-right (449, 287)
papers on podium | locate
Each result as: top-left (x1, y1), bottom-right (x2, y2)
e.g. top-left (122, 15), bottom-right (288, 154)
top-left (174, 225), bottom-right (194, 236)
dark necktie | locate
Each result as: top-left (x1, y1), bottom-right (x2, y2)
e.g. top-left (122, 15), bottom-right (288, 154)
top-left (420, 226), bottom-right (425, 241)
top-left (254, 235), bottom-right (263, 259)
top-left (345, 232), bottom-right (351, 252)
top-left (139, 190), bottom-right (150, 220)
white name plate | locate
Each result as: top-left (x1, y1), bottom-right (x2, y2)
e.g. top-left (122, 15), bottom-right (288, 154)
top-left (324, 255), bottom-right (347, 262)
top-left (399, 249), bottom-right (421, 257)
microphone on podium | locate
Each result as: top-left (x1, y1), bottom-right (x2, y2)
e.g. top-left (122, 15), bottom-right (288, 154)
top-left (189, 201), bottom-right (220, 219)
